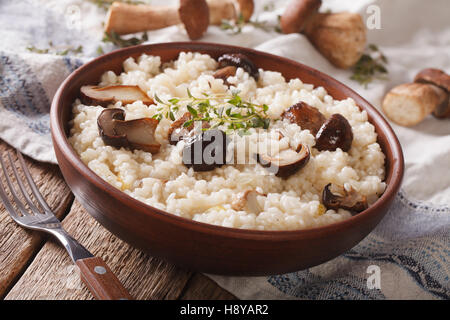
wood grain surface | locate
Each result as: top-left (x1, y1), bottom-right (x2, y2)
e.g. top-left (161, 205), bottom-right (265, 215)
top-left (0, 139), bottom-right (235, 300)
top-left (0, 141), bottom-right (73, 298)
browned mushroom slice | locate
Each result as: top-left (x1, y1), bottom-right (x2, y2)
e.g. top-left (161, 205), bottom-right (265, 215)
top-left (217, 53), bottom-right (259, 80)
top-left (414, 68), bottom-right (450, 119)
top-left (315, 113), bottom-right (353, 152)
top-left (213, 66), bottom-right (237, 85)
top-left (231, 190), bottom-right (264, 214)
top-left (97, 108), bottom-right (160, 153)
top-left (258, 144), bottom-right (310, 178)
top-left (168, 112), bottom-right (193, 145)
top-left (168, 112), bottom-right (211, 145)
top-left (281, 101), bottom-right (326, 135)
top-left (322, 183), bottom-right (368, 214)
top-left (80, 85), bottom-right (154, 108)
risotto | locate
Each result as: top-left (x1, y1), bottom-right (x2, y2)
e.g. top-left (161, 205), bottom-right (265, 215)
top-left (68, 52), bottom-right (386, 231)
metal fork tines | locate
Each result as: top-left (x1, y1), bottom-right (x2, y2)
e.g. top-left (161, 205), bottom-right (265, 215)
top-left (0, 150), bottom-right (92, 262)
top-left (0, 150), bottom-right (133, 300)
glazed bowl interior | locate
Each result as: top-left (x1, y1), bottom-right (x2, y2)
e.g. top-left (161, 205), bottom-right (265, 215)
top-left (51, 42), bottom-right (404, 275)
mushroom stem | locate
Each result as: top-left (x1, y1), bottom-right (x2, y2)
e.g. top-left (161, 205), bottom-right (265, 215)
top-left (105, 0), bottom-right (234, 36)
top-left (280, 0), bottom-right (366, 69)
top-left (105, 2), bottom-right (180, 35)
top-left (303, 12), bottom-right (366, 69)
top-left (382, 83), bottom-right (448, 126)
top-left (207, 0), bottom-right (237, 25)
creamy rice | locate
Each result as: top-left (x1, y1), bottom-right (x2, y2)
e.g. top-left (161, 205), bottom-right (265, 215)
top-left (69, 52), bottom-right (386, 230)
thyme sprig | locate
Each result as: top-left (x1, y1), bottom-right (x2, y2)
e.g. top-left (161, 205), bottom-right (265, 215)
top-left (26, 42), bottom-right (83, 56)
top-left (153, 90), bottom-right (270, 136)
top-left (89, 0), bottom-right (149, 10)
top-left (102, 30), bottom-right (148, 48)
top-left (350, 44), bottom-right (389, 88)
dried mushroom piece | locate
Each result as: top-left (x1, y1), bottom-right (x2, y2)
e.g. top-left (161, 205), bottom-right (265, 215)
top-left (97, 108), bottom-right (160, 153)
top-left (257, 144), bottom-right (310, 178)
top-left (217, 53), bottom-right (259, 80)
top-left (213, 66), bottom-right (237, 85)
top-left (322, 183), bottom-right (368, 214)
top-left (80, 85), bottom-right (154, 108)
top-left (315, 113), bottom-right (353, 152)
top-left (281, 101), bottom-right (326, 135)
top-left (231, 190), bottom-right (264, 214)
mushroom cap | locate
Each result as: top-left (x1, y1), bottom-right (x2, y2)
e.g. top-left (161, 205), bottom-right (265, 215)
top-left (414, 68), bottom-right (450, 93)
top-left (218, 53), bottom-right (259, 80)
top-left (178, 0), bottom-right (210, 40)
top-left (280, 0), bottom-right (322, 34)
top-left (236, 0), bottom-right (254, 22)
top-left (315, 113), bottom-right (353, 152)
top-left (414, 68), bottom-right (450, 118)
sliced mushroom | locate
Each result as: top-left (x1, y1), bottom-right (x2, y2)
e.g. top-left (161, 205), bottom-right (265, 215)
top-left (213, 65), bottom-right (237, 85)
top-left (281, 101), bottom-right (326, 135)
top-left (80, 85), bottom-right (154, 108)
top-left (168, 112), bottom-right (211, 145)
top-left (182, 129), bottom-right (228, 171)
top-left (231, 190), bottom-right (264, 214)
top-left (257, 144), bottom-right (310, 178)
top-left (322, 183), bottom-right (368, 213)
top-left (168, 112), bottom-right (193, 145)
top-left (217, 53), bottom-right (259, 80)
top-left (315, 113), bottom-right (353, 152)
top-left (97, 108), bottom-right (160, 153)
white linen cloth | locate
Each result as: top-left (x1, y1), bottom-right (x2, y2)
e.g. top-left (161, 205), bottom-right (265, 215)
top-left (0, 0), bottom-right (448, 299)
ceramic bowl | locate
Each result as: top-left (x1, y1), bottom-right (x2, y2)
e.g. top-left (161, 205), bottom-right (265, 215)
top-left (51, 42), bottom-right (404, 275)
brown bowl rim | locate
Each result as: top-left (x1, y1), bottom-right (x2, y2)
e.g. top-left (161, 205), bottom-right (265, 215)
top-left (51, 41), bottom-right (404, 241)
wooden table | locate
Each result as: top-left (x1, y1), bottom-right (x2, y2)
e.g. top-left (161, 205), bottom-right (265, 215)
top-left (0, 139), bottom-right (236, 300)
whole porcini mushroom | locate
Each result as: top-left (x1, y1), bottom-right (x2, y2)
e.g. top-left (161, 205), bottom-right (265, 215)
top-left (280, 0), bottom-right (366, 69)
top-left (322, 183), bottom-right (368, 213)
top-left (97, 108), bottom-right (161, 153)
top-left (382, 68), bottom-right (450, 126)
top-left (105, 0), bottom-right (210, 40)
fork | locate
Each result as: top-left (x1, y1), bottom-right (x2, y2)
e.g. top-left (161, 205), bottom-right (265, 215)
top-left (0, 150), bottom-right (133, 300)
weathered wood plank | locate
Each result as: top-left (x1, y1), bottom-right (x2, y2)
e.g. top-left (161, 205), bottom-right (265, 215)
top-left (180, 273), bottom-right (237, 300)
top-left (5, 200), bottom-right (193, 300)
top-left (0, 140), bottom-right (73, 298)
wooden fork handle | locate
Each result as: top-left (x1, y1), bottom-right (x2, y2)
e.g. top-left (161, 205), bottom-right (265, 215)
top-left (76, 257), bottom-right (133, 300)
